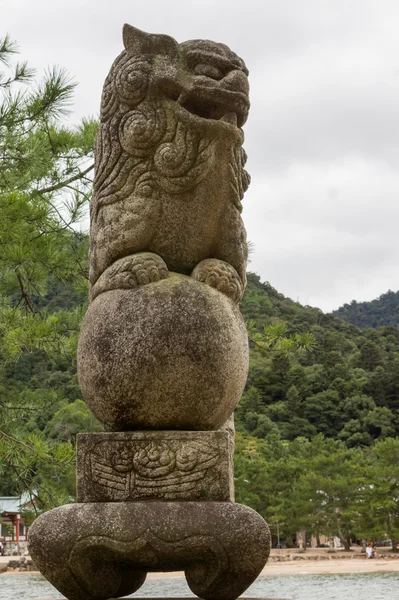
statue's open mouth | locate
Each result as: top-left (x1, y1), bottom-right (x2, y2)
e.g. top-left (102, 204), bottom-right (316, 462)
top-left (175, 92), bottom-right (248, 128)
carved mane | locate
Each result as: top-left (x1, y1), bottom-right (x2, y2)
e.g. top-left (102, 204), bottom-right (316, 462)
top-left (90, 25), bottom-right (250, 292)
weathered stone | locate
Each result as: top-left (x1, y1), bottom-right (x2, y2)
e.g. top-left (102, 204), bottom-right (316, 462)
top-left (77, 23), bottom-right (251, 433)
top-left (78, 274), bottom-right (248, 431)
top-left (76, 431), bottom-right (234, 502)
top-left (89, 24), bottom-right (250, 301)
top-left (28, 501), bottom-right (270, 600)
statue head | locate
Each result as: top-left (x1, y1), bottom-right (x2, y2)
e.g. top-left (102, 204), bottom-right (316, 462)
top-left (100, 24), bottom-right (250, 135)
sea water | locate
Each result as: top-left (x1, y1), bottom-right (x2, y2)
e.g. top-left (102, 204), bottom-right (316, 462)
top-left (0, 572), bottom-right (398, 600)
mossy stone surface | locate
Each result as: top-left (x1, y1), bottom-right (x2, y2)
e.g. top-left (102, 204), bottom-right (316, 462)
top-left (78, 274), bottom-right (249, 431)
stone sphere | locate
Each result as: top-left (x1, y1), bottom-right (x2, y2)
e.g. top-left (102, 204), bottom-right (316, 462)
top-left (77, 274), bottom-right (249, 431)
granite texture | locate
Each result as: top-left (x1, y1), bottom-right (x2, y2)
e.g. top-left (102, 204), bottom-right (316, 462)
top-left (89, 24), bottom-right (250, 302)
top-left (77, 23), bottom-right (251, 432)
top-left (28, 501), bottom-right (271, 600)
top-left (78, 274), bottom-right (249, 431)
top-left (76, 431), bottom-right (234, 502)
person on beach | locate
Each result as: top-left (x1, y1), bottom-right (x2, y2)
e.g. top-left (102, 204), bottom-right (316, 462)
top-left (366, 543), bottom-right (374, 558)
top-left (0, 541), bottom-right (3, 556)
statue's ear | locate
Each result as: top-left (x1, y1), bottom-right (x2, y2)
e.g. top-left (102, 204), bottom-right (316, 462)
top-left (123, 24), bottom-right (179, 58)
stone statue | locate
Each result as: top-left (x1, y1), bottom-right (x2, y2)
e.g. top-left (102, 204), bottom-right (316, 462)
top-left (77, 24), bottom-right (252, 433)
top-left (28, 24), bottom-right (270, 600)
top-left (89, 24), bottom-right (250, 301)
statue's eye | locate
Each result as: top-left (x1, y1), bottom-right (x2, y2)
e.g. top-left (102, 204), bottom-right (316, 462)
top-left (193, 63), bottom-right (224, 80)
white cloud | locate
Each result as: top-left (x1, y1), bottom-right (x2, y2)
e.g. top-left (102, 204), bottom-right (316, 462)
top-left (245, 158), bottom-right (399, 309)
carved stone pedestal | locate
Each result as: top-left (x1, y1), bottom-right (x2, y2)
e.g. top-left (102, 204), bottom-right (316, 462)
top-left (29, 501), bottom-right (270, 600)
top-left (76, 431), bottom-right (234, 502)
top-left (29, 431), bottom-right (271, 600)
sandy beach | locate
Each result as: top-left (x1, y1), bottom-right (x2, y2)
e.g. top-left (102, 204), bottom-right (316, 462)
top-left (3, 551), bottom-right (399, 578)
top-left (259, 557), bottom-right (399, 576)
top-left (143, 556), bottom-right (399, 578)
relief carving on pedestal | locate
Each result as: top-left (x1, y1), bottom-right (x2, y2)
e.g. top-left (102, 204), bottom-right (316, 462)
top-left (77, 432), bottom-right (233, 502)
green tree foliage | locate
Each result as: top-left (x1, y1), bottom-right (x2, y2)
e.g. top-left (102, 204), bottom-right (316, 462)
top-left (333, 290), bottom-right (399, 328)
top-left (237, 274), bottom-right (399, 445)
top-left (0, 36), bottom-right (98, 509)
top-left (234, 433), bottom-right (399, 550)
top-left (234, 276), bottom-right (399, 547)
top-left (360, 438), bottom-right (399, 551)
top-left (0, 34), bottom-right (95, 359)
top-left (45, 399), bottom-right (102, 444)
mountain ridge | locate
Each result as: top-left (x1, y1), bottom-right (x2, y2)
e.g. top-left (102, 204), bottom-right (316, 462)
top-left (332, 289), bottom-right (399, 329)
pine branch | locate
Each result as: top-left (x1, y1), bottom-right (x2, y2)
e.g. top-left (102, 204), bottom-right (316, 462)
top-left (0, 429), bottom-right (39, 455)
top-left (15, 271), bottom-right (36, 314)
top-left (36, 163), bottom-right (94, 195)
top-left (27, 67), bottom-right (76, 121)
top-left (0, 35), bottom-right (18, 67)
top-left (8, 464), bottom-right (59, 512)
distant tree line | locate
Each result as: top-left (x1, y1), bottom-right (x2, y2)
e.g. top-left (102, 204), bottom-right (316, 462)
top-left (234, 433), bottom-right (399, 551)
top-left (332, 290), bottom-right (399, 328)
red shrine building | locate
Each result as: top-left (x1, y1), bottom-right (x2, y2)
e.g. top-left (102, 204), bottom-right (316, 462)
top-left (0, 496), bottom-right (31, 544)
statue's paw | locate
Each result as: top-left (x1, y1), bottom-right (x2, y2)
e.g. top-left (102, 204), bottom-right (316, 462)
top-left (191, 259), bottom-right (244, 303)
top-left (91, 252), bottom-right (168, 301)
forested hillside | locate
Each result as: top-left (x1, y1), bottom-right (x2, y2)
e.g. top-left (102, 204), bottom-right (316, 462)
top-left (237, 276), bottom-right (399, 548)
top-left (332, 289), bottom-right (399, 328)
top-left (2, 272), bottom-right (399, 548)
top-left (238, 274), bottom-right (399, 445)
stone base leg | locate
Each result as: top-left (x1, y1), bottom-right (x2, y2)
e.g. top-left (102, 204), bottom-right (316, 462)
top-left (28, 501), bottom-right (270, 600)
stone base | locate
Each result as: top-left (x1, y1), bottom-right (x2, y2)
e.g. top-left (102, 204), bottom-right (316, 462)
top-left (28, 501), bottom-right (270, 600)
top-left (76, 431), bottom-right (233, 502)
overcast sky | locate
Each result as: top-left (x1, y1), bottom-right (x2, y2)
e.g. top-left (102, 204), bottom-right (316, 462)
top-left (2, 0), bottom-right (399, 311)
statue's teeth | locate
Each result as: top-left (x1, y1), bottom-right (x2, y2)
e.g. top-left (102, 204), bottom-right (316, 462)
top-left (220, 112), bottom-right (237, 125)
